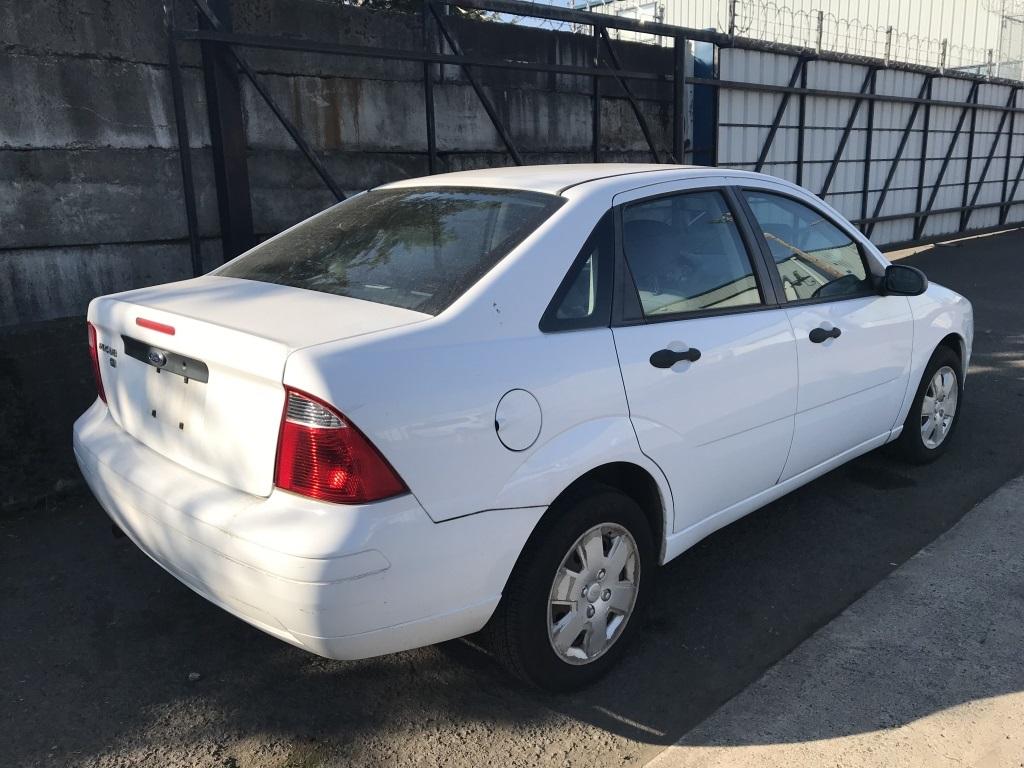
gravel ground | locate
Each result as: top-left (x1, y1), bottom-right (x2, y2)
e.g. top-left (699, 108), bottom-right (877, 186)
top-left (3, 229), bottom-right (1024, 767)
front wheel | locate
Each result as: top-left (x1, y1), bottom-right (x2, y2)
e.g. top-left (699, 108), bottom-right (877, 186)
top-left (896, 346), bottom-right (963, 463)
top-left (485, 486), bottom-right (656, 691)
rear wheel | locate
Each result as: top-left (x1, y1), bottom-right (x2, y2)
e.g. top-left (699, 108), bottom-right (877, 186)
top-left (896, 346), bottom-right (963, 463)
top-left (486, 486), bottom-right (655, 691)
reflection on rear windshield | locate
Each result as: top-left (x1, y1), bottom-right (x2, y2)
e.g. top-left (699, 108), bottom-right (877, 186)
top-left (218, 187), bottom-right (564, 315)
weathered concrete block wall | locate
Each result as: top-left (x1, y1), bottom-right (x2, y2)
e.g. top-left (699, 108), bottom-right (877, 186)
top-left (1, 0), bottom-right (220, 327)
top-left (0, 0), bottom-right (679, 327)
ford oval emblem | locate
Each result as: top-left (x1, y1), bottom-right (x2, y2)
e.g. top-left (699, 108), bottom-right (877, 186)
top-left (148, 350), bottom-right (168, 367)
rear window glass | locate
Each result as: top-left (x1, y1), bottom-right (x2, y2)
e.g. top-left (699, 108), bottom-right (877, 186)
top-left (218, 187), bottom-right (564, 315)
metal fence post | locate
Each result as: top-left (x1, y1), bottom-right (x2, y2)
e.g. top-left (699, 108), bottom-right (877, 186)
top-left (814, 11), bottom-right (823, 55)
top-left (423, 0), bottom-right (438, 174)
top-left (960, 86), bottom-right (980, 231)
top-left (198, 0), bottom-right (255, 262)
top-left (1002, 89), bottom-right (1018, 225)
top-left (914, 77), bottom-right (932, 237)
top-left (673, 35), bottom-right (688, 164)
top-left (796, 58), bottom-right (807, 186)
top-left (592, 26), bottom-right (602, 162)
top-left (165, 2), bottom-right (203, 277)
top-left (860, 68), bottom-right (876, 227)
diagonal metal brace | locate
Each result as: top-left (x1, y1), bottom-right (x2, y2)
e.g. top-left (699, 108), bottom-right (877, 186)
top-left (429, 1), bottom-right (523, 165)
top-left (915, 81), bottom-right (980, 240)
top-left (191, 0), bottom-right (345, 200)
top-left (963, 86), bottom-right (1019, 231)
top-left (819, 67), bottom-right (875, 199)
top-left (596, 26), bottom-right (663, 163)
top-left (866, 75), bottom-right (933, 238)
top-left (1002, 134), bottom-right (1024, 225)
top-left (754, 56), bottom-right (805, 173)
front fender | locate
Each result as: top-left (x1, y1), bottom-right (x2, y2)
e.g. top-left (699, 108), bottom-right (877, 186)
top-left (893, 283), bottom-right (973, 429)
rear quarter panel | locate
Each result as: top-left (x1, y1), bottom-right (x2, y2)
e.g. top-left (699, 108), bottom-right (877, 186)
top-left (283, 322), bottom-right (666, 523)
top-left (281, 191), bottom-right (672, 526)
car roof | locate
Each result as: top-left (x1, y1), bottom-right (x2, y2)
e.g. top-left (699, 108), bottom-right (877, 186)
top-left (376, 164), bottom-right (800, 197)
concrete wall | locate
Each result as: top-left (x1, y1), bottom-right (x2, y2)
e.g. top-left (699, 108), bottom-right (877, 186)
top-left (0, 0), bottom-right (681, 509)
top-left (0, 0), bottom-right (680, 327)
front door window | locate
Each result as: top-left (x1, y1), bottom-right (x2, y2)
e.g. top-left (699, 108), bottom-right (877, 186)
top-left (742, 191), bottom-right (872, 302)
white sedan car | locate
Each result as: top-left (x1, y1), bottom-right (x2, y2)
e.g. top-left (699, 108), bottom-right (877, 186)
top-left (75, 164), bottom-right (972, 690)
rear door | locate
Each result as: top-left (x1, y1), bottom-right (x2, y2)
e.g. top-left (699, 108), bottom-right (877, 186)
top-left (610, 181), bottom-right (799, 534)
top-left (737, 186), bottom-right (913, 480)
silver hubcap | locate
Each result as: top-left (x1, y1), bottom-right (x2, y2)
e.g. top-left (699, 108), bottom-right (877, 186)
top-left (547, 523), bottom-right (640, 665)
top-left (921, 365), bottom-right (959, 449)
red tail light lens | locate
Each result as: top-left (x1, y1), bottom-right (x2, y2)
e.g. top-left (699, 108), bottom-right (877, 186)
top-left (274, 388), bottom-right (407, 504)
top-left (87, 322), bottom-right (107, 404)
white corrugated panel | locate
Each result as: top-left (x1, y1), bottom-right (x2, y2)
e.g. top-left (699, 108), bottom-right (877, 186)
top-left (716, 46), bottom-right (1024, 246)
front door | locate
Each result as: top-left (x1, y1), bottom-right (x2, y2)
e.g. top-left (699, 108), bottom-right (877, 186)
top-left (739, 188), bottom-right (913, 480)
top-left (610, 184), bottom-right (799, 534)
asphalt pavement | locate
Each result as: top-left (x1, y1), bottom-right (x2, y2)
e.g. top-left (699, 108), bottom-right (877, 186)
top-left (3, 228), bottom-right (1024, 768)
top-left (647, 475), bottom-right (1024, 768)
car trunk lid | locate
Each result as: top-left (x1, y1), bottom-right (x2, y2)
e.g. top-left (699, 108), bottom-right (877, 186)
top-left (88, 275), bottom-right (428, 497)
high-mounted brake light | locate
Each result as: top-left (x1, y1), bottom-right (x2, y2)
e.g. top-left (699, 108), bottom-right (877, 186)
top-left (87, 322), bottom-right (107, 404)
top-left (136, 317), bottom-right (176, 335)
top-left (274, 388), bottom-right (407, 504)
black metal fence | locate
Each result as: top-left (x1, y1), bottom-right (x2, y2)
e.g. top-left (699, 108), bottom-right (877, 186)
top-left (166, 0), bottom-right (1024, 272)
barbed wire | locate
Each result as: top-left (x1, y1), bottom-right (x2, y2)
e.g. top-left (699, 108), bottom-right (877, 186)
top-left (329, 0), bottom-right (1023, 79)
top-left (735, 1), bottom-right (996, 72)
top-left (982, 0), bottom-right (1024, 18)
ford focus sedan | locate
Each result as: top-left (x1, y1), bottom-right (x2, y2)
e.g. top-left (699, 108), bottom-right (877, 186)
top-left (74, 164), bottom-right (973, 690)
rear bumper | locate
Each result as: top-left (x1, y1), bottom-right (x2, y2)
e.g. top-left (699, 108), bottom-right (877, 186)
top-left (73, 400), bottom-right (544, 660)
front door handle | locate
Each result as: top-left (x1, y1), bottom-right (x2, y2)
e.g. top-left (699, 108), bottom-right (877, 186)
top-left (650, 347), bottom-right (701, 368)
top-left (809, 325), bottom-right (842, 343)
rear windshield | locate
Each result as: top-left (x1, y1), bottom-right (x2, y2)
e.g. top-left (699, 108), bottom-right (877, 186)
top-left (218, 187), bottom-right (564, 315)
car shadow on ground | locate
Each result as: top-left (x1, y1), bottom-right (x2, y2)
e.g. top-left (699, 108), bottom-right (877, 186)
top-left (4, 232), bottom-right (1024, 767)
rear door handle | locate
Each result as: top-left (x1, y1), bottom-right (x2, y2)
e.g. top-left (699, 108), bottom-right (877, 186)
top-left (650, 347), bottom-right (701, 368)
top-left (808, 325), bottom-right (842, 343)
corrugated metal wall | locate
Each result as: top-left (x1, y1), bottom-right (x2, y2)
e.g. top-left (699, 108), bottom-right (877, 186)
top-left (717, 48), bottom-right (1024, 247)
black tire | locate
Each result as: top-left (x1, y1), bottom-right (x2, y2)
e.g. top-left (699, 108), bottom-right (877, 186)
top-left (896, 345), bottom-right (963, 464)
top-left (485, 485), bottom-right (656, 692)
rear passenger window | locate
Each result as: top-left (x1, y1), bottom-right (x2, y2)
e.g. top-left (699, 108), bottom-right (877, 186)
top-left (540, 212), bottom-right (613, 332)
top-left (621, 190), bottom-right (762, 317)
top-left (743, 191), bottom-right (872, 302)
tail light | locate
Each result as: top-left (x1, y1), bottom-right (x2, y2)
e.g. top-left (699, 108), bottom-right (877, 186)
top-left (274, 388), bottom-right (407, 504)
top-left (87, 322), bottom-right (107, 404)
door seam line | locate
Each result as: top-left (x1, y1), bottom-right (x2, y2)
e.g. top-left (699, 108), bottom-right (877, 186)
top-left (775, 308), bottom-right (801, 484)
top-left (609, 327), bottom-right (677, 530)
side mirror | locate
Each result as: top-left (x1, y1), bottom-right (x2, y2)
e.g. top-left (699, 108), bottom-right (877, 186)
top-left (883, 264), bottom-right (928, 296)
